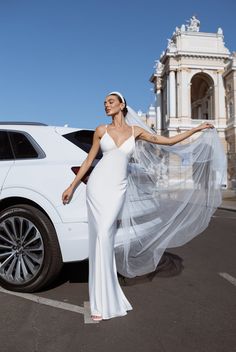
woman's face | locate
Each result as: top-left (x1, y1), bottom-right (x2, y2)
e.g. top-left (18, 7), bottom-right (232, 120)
top-left (104, 95), bottom-right (124, 116)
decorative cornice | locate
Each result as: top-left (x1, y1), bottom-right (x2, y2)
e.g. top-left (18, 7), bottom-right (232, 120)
top-left (169, 52), bottom-right (229, 59)
top-left (177, 67), bottom-right (191, 72)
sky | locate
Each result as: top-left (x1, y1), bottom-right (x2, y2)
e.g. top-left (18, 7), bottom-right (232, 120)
top-left (0, 0), bottom-right (235, 129)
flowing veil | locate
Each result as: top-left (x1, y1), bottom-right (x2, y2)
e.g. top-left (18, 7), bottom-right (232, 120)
top-left (114, 106), bottom-right (227, 278)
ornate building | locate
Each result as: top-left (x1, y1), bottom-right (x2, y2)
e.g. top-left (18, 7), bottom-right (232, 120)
top-left (148, 16), bottom-right (236, 188)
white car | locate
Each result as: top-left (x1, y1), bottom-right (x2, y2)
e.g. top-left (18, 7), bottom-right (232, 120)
top-left (0, 122), bottom-right (101, 292)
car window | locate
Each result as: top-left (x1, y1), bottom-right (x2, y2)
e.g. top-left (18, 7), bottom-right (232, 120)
top-left (63, 130), bottom-right (102, 159)
top-left (9, 132), bottom-right (39, 159)
top-left (0, 131), bottom-right (14, 160)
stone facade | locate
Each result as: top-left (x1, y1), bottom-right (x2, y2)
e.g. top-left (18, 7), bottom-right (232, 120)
top-left (149, 16), bottom-right (236, 188)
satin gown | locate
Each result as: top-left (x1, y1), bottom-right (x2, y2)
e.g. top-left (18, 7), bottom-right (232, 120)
top-left (86, 125), bottom-right (135, 319)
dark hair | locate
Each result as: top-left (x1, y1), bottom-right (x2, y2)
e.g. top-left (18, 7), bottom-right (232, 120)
top-left (109, 93), bottom-right (128, 117)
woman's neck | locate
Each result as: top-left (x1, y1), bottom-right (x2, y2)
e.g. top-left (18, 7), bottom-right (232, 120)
top-left (111, 112), bottom-right (126, 128)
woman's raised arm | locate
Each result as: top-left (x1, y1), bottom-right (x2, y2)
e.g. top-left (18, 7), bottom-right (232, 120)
top-left (135, 122), bottom-right (214, 146)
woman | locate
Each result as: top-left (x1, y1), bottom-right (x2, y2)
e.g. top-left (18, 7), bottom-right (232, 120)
top-left (62, 91), bottom-right (218, 321)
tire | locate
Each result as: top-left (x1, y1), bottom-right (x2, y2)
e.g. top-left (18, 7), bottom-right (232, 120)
top-left (0, 204), bottom-right (63, 292)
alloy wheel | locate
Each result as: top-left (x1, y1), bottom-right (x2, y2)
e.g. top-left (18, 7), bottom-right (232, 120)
top-left (0, 216), bottom-right (44, 284)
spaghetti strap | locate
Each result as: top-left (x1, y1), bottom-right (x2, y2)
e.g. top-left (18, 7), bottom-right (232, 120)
top-left (131, 125), bottom-right (134, 136)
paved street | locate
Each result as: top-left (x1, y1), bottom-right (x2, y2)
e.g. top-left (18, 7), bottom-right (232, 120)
top-left (0, 209), bottom-right (235, 352)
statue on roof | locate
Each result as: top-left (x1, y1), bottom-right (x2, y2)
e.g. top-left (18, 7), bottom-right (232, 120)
top-left (154, 60), bottom-right (164, 75)
top-left (186, 15), bottom-right (200, 32)
top-left (167, 38), bottom-right (177, 52)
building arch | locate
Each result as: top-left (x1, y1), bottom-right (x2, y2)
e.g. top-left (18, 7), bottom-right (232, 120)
top-left (190, 73), bottom-right (215, 119)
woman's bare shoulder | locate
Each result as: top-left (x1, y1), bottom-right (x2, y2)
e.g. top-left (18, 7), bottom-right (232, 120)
top-left (132, 125), bottom-right (143, 130)
top-left (95, 124), bottom-right (107, 138)
top-left (132, 125), bottom-right (144, 137)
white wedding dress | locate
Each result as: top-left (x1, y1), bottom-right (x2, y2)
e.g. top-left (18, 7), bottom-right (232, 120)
top-left (86, 125), bottom-right (135, 319)
top-left (86, 117), bottom-right (226, 320)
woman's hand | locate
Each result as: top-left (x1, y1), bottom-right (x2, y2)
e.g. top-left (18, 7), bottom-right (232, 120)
top-left (196, 122), bottom-right (214, 131)
top-left (62, 185), bottom-right (74, 205)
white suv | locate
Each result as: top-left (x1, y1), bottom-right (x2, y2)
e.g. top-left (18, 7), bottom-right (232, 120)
top-left (0, 122), bottom-right (100, 292)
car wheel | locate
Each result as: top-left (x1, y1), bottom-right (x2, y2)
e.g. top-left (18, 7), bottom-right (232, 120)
top-left (0, 204), bottom-right (63, 292)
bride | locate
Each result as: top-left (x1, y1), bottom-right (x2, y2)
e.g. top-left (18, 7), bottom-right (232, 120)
top-left (62, 91), bottom-right (225, 321)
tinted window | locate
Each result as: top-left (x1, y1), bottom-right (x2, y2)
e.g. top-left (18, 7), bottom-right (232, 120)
top-left (63, 130), bottom-right (102, 159)
top-left (9, 132), bottom-right (38, 159)
top-left (0, 131), bottom-right (14, 160)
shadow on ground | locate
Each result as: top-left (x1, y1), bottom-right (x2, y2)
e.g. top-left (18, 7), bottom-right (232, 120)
top-left (48, 252), bottom-right (183, 290)
top-left (119, 252), bottom-right (184, 286)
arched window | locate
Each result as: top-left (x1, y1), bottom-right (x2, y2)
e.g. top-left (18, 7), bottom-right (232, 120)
top-left (191, 73), bottom-right (214, 119)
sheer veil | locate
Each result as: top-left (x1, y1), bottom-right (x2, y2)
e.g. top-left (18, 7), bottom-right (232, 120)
top-left (114, 106), bottom-right (227, 278)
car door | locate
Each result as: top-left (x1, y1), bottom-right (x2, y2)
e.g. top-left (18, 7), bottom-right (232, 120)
top-left (0, 130), bottom-right (15, 194)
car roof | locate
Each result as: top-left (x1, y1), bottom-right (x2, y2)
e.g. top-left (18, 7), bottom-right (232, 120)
top-left (0, 123), bottom-right (93, 136)
top-left (0, 121), bottom-right (48, 126)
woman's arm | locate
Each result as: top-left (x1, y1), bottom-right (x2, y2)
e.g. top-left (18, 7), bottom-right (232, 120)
top-left (135, 122), bottom-right (214, 146)
top-left (69, 127), bottom-right (101, 189)
top-left (62, 125), bottom-right (105, 204)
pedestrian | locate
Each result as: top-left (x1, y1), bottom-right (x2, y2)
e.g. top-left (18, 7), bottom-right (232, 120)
top-left (62, 91), bottom-right (225, 321)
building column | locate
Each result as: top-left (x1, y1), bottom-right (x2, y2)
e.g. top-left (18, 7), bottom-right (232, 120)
top-left (209, 95), bottom-right (212, 119)
top-left (167, 74), bottom-right (170, 119)
top-left (217, 71), bottom-right (226, 119)
top-left (156, 89), bottom-right (162, 130)
top-left (181, 69), bottom-right (190, 119)
top-left (169, 70), bottom-right (176, 118)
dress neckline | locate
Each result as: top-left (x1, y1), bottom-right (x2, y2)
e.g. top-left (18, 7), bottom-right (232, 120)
top-left (102, 125), bottom-right (135, 149)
